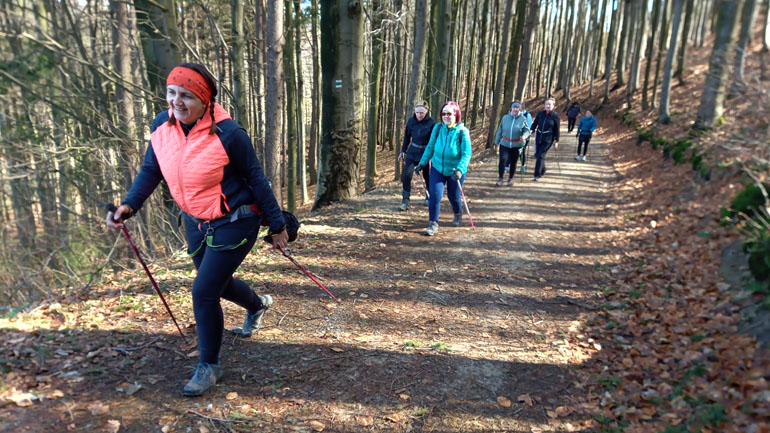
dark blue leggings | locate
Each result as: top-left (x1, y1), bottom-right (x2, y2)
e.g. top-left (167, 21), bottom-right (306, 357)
top-left (188, 217), bottom-right (262, 364)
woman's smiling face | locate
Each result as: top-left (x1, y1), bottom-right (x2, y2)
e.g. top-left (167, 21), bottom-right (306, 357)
top-left (167, 84), bottom-right (206, 124)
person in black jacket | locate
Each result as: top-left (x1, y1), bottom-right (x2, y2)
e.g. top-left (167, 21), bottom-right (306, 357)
top-left (399, 100), bottom-right (436, 210)
top-left (529, 98), bottom-right (560, 181)
top-left (566, 101), bottom-right (581, 132)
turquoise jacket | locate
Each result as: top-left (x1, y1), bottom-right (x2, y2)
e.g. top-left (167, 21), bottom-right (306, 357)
top-left (419, 123), bottom-right (472, 176)
top-left (577, 115), bottom-right (597, 135)
top-left (494, 111), bottom-right (531, 148)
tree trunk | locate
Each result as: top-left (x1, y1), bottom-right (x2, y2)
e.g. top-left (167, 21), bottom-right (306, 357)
top-left (614, 0), bottom-right (631, 88)
top-left (293, 0), bottom-right (308, 203)
top-left (603, 0), bottom-right (620, 104)
top-left (265, 0), bottom-right (285, 206)
top-left (313, 0), bottom-right (365, 209)
top-left (485, 0), bottom-right (515, 148)
top-left (470, 0), bottom-right (491, 127)
top-left (628, 0), bottom-right (648, 95)
top-left (407, 0), bottom-right (429, 115)
top-left (695, 0), bottom-right (745, 128)
top-left (231, 0), bottom-right (248, 130)
top-left (675, 0), bottom-right (695, 84)
top-left (652, 0), bottom-right (672, 110)
top-left (762, 0), bottom-right (770, 80)
top-left (501, 0), bottom-right (527, 109)
top-left (429, 0), bottom-right (452, 118)
top-left (309, 0), bottom-right (320, 184)
top-left (565, 0), bottom-right (586, 103)
top-left (730, 0), bottom-right (759, 96)
top-left (642, 0), bottom-right (662, 110)
top-left (392, 0), bottom-right (405, 181)
top-left (659, 0), bottom-right (685, 124)
top-left (283, 0), bottom-right (297, 212)
top-left (515, 0), bottom-right (540, 100)
top-left (463, 0), bottom-right (480, 111)
top-left (365, 0), bottom-right (383, 191)
top-left (134, 0), bottom-right (181, 107)
top-left (109, 0), bottom-right (137, 192)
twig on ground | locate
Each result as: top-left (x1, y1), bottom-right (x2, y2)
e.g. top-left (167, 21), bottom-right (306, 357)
top-left (110, 337), bottom-right (161, 355)
top-left (427, 291), bottom-right (448, 305)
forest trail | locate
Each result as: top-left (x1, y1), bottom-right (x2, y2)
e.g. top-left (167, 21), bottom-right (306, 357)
top-left (1, 125), bottom-right (620, 432)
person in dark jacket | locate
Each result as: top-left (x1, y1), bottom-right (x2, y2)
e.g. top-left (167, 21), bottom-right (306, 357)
top-left (566, 101), bottom-right (581, 132)
top-left (575, 110), bottom-right (597, 161)
top-left (399, 100), bottom-right (436, 210)
top-left (105, 63), bottom-right (288, 397)
top-left (529, 98), bottom-right (560, 181)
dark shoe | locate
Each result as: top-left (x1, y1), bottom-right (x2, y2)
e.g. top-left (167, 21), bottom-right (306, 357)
top-left (182, 362), bottom-right (223, 396)
top-left (423, 221), bottom-right (439, 236)
top-left (235, 295), bottom-right (273, 337)
top-left (495, 179), bottom-right (503, 187)
top-left (451, 213), bottom-right (462, 227)
top-left (399, 198), bottom-right (410, 211)
top-left (533, 177), bottom-right (539, 182)
top-left (506, 179), bottom-right (513, 187)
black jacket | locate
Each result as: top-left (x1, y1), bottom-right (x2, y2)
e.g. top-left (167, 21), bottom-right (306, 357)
top-left (401, 115), bottom-right (437, 157)
top-left (530, 110), bottom-right (560, 144)
top-left (566, 105), bottom-right (581, 118)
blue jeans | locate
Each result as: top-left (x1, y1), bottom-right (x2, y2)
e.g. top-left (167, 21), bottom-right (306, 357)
top-left (428, 166), bottom-right (465, 223)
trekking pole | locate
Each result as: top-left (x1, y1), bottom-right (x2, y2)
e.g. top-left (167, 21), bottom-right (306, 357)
top-left (456, 180), bottom-right (475, 229)
top-left (278, 246), bottom-right (340, 302)
top-left (107, 205), bottom-right (188, 343)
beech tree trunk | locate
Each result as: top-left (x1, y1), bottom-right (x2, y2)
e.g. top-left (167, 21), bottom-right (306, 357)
top-left (265, 0), bottom-right (285, 206)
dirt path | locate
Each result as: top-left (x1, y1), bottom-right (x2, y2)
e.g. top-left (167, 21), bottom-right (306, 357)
top-left (1, 125), bottom-right (620, 432)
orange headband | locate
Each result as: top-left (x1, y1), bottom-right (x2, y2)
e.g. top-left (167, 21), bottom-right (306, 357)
top-left (167, 66), bottom-right (212, 103)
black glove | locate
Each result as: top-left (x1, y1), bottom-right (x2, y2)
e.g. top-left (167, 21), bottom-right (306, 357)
top-left (452, 169), bottom-right (462, 181)
top-left (414, 164), bottom-right (422, 174)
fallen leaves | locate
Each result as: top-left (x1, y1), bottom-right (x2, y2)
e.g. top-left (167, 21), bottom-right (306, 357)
top-left (87, 401), bottom-right (110, 415)
top-left (518, 394), bottom-right (534, 406)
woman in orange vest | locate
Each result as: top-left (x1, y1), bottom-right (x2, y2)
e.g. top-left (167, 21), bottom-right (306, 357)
top-left (106, 63), bottom-right (288, 396)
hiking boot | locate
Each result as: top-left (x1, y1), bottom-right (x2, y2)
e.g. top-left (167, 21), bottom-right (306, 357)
top-left (495, 179), bottom-right (503, 187)
top-left (399, 198), bottom-right (410, 211)
top-left (451, 213), bottom-right (462, 227)
top-left (182, 362), bottom-right (223, 396)
top-left (423, 221), bottom-right (439, 236)
top-left (236, 295), bottom-right (273, 337)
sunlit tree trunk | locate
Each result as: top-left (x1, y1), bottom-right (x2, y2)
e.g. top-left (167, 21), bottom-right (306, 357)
top-left (695, 0), bottom-right (744, 128)
top-left (365, 0), bottom-right (383, 191)
top-left (762, 0), bottom-right (770, 80)
top-left (265, 0), bottom-right (285, 206)
top-left (485, 0), bottom-right (514, 148)
top-left (659, 0), bottom-right (685, 124)
top-left (309, 0), bottom-right (320, 184)
top-left (730, 0), bottom-right (759, 96)
top-left (314, 0), bottom-right (365, 209)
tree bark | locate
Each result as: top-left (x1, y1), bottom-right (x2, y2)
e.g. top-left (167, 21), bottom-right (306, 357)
top-left (231, 0), bottom-right (248, 130)
top-left (642, 0), bottom-right (662, 110)
top-left (485, 0), bottom-right (514, 149)
top-left (407, 0), bottom-right (429, 114)
top-left (265, 0), bottom-right (285, 206)
top-left (603, 0), bottom-right (621, 104)
top-left (283, 0), bottom-right (297, 212)
top-left (515, 0), bottom-right (540, 100)
top-left (730, 0), bottom-right (759, 96)
top-left (501, 0), bottom-right (527, 108)
top-left (659, 0), bottom-right (685, 124)
top-left (309, 0), bottom-right (320, 184)
top-left (675, 0), bottom-right (695, 85)
top-left (470, 0), bottom-right (491, 127)
top-left (695, 0), bottom-right (744, 128)
top-left (429, 0), bottom-right (452, 118)
top-left (365, 0), bottom-right (383, 191)
top-left (314, 0), bottom-right (365, 209)
top-left (293, 0), bottom-right (308, 204)
top-left (614, 0), bottom-right (631, 89)
top-left (762, 0), bottom-right (770, 80)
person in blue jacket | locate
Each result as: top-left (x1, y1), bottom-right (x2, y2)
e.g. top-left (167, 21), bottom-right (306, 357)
top-left (398, 100), bottom-right (436, 210)
top-left (105, 63), bottom-right (288, 397)
top-left (414, 101), bottom-right (472, 236)
top-left (575, 110), bottom-right (597, 161)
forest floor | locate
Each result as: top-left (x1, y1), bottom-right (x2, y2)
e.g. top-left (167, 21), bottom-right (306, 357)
top-left (2, 43), bottom-right (770, 433)
top-left (0, 127), bottom-right (622, 432)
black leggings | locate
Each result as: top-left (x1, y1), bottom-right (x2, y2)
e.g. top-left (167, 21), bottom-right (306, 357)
top-left (498, 146), bottom-right (521, 179)
top-left (401, 156), bottom-right (430, 200)
top-left (577, 134), bottom-right (592, 156)
top-left (188, 216), bottom-right (263, 364)
top-left (567, 116), bottom-right (577, 132)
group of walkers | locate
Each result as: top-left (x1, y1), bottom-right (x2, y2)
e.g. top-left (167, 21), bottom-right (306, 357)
top-left (399, 97), bottom-right (599, 235)
top-left (103, 61), bottom-right (601, 398)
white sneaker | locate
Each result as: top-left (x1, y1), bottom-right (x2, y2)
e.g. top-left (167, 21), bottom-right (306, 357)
top-left (575, 155), bottom-right (580, 161)
top-left (582, 155), bottom-right (587, 161)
